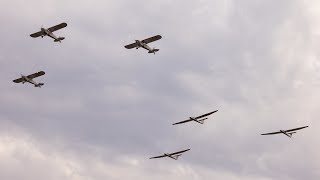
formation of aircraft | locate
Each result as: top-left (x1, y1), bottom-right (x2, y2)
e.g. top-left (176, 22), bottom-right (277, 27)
top-left (13, 71), bottom-right (45, 88)
top-left (17, 22), bottom-right (311, 163)
top-left (172, 110), bottom-right (218, 125)
top-left (30, 22), bottom-right (67, 43)
top-left (125, 35), bottom-right (162, 54)
top-left (150, 149), bottom-right (190, 160)
top-left (261, 126), bottom-right (309, 138)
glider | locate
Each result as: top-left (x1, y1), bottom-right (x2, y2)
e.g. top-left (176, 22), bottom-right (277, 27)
top-left (173, 110), bottom-right (218, 125)
top-left (150, 149), bottom-right (190, 160)
top-left (261, 126), bottom-right (309, 138)
top-left (125, 35), bottom-right (162, 54)
top-left (13, 71), bottom-right (45, 88)
top-left (30, 22), bottom-right (67, 43)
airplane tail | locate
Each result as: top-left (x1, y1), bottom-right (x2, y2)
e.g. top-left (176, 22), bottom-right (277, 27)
top-left (197, 118), bottom-right (208, 124)
top-left (288, 132), bottom-right (296, 138)
top-left (172, 154), bottom-right (181, 160)
top-left (54, 37), bottom-right (65, 42)
top-left (35, 83), bottom-right (44, 88)
top-left (148, 48), bottom-right (159, 54)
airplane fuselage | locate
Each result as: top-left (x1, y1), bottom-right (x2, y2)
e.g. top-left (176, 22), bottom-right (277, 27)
top-left (135, 40), bottom-right (158, 54)
top-left (135, 40), bottom-right (151, 50)
top-left (189, 117), bottom-right (202, 124)
top-left (164, 153), bottom-right (179, 160)
top-left (280, 130), bottom-right (292, 138)
top-left (40, 28), bottom-right (64, 42)
top-left (21, 75), bottom-right (43, 87)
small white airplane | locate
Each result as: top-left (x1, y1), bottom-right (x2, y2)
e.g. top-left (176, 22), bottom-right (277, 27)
top-left (125, 35), bottom-right (162, 54)
top-left (150, 149), bottom-right (190, 160)
top-left (261, 126), bottom-right (309, 138)
top-left (13, 71), bottom-right (45, 88)
top-left (30, 22), bottom-right (67, 43)
top-left (173, 110), bottom-right (218, 125)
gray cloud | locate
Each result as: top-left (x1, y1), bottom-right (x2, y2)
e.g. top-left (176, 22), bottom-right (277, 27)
top-left (0, 0), bottom-right (319, 179)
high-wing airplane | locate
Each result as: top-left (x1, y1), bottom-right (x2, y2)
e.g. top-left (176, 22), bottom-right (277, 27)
top-left (30, 22), bottom-right (67, 43)
top-left (172, 110), bottom-right (218, 125)
top-left (124, 35), bottom-right (162, 54)
top-left (150, 149), bottom-right (190, 160)
top-left (13, 71), bottom-right (45, 88)
top-left (261, 126), bottom-right (309, 138)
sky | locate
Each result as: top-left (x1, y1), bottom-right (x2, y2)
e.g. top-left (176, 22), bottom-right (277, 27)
top-left (0, 0), bottom-right (320, 179)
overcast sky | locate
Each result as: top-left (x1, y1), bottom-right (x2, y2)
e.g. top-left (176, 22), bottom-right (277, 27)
top-left (0, 0), bottom-right (320, 179)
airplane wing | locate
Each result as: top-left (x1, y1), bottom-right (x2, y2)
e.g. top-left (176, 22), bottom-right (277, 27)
top-left (30, 31), bottom-right (45, 38)
top-left (48, 22), bottom-right (67, 32)
top-left (285, 126), bottom-right (309, 133)
top-left (141, 35), bottom-right (162, 44)
top-left (172, 119), bottom-right (193, 125)
top-left (27, 71), bottom-right (45, 79)
top-left (261, 131), bottom-right (282, 135)
top-left (124, 42), bottom-right (139, 49)
top-left (13, 77), bottom-right (24, 83)
top-left (195, 110), bottom-right (218, 119)
top-left (149, 154), bottom-right (167, 159)
top-left (169, 149), bottom-right (190, 156)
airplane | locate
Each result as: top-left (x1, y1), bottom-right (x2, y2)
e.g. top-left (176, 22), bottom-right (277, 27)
top-left (172, 110), bottom-right (218, 125)
top-left (13, 71), bottom-right (45, 88)
top-left (149, 149), bottom-right (190, 160)
top-left (261, 126), bottom-right (309, 138)
top-left (30, 22), bottom-right (67, 43)
top-left (124, 35), bottom-right (162, 54)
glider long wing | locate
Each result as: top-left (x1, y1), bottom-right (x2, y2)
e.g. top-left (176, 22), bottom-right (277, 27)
top-left (48, 22), bottom-right (67, 32)
top-left (169, 149), bottom-right (190, 156)
top-left (261, 131), bottom-right (282, 135)
top-left (285, 126), bottom-right (309, 133)
top-left (195, 110), bottom-right (218, 119)
top-left (141, 35), bottom-right (162, 44)
top-left (172, 119), bottom-right (193, 125)
top-left (30, 31), bottom-right (45, 38)
top-left (124, 42), bottom-right (139, 49)
top-left (149, 154), bottom-right (167, 159)
top-left (27, 71), bottom-right (45, 79)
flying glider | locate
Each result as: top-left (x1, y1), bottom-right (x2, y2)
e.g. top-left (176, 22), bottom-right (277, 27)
top-left (124, 35), bottom-right (162, 54)
top-left (172, 110), bottom-right (218, 125)
top-left (150, 149), bottom-right (190, 160)
top-left (30, 22), bottom-right (67, 43)
top-left (261, 126), bottom-right (309, 138)
top-left (13, 71), bottom-right (45, 88)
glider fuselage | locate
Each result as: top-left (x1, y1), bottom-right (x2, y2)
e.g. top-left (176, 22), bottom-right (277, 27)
top-left (280, 130), bottom-right (292, 138)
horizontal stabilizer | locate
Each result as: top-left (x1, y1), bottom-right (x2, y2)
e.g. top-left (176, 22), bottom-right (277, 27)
top-left (35, 83), bottom-right (44, 88)
top-left (54, 37), bottom-right (65, 42)
top-left (148, 49), bottom-right (159, 54)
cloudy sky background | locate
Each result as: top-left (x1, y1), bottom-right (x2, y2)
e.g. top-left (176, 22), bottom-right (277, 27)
top-left (0, 0), bottom-right (320, 179)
